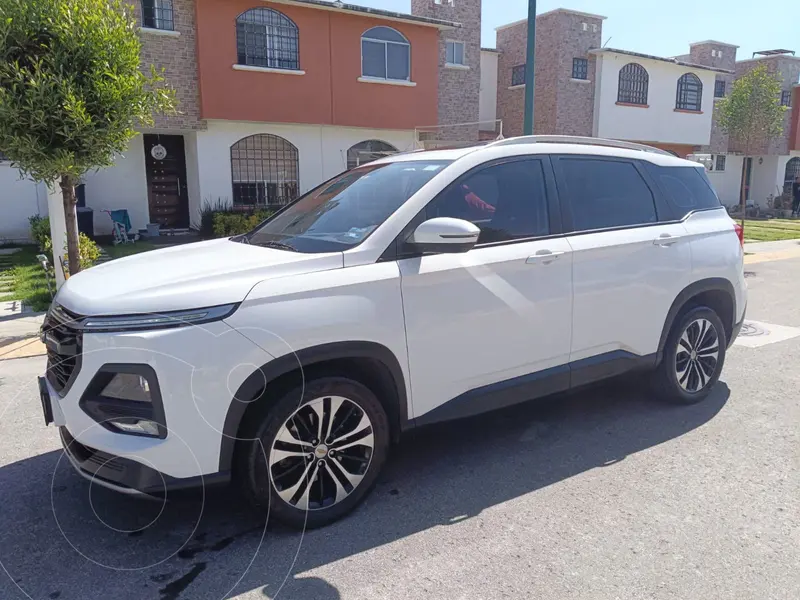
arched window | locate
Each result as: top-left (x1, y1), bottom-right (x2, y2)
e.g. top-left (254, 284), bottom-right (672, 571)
top-left (676, 73), bottom-right (703, 111)
top-left (361, 26), bottom-right (410, 81)
top-left (617, 63), bottom-right (649, 105)
top-left (346, 140), bottom-right (398, 170)
top-left (230, 134), bottom-right (299, 207)
top-left (784, 157), bottom-right (800, 194)
top-left (142, 0), bottom-right (174, 31)
top-left (236, 8), bottom-right (299, 70)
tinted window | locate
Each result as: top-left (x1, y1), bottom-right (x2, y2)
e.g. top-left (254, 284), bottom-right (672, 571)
top-left (426, 160), bottom-right (549, 244)
top-left (649, 165), bottom-right (721, 216)
top-left (558, 158), bottom-right (657, 231)
top-left (245, 160), bottom-right (451, 253)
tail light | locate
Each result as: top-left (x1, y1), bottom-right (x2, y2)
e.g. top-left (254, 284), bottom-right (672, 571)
top-left (733, 222), bottom-right (744, 248)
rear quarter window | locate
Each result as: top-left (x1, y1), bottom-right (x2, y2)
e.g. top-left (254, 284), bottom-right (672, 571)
top-left (647, 165), bottom-right (721, 218)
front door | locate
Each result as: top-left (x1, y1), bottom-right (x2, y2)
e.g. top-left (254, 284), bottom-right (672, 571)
top-left (144, 134), bottom-right (189, 229)
top-left (743, 157), bottom-right (753, 202)
top-left (399, 157), bottom-right (573, 422)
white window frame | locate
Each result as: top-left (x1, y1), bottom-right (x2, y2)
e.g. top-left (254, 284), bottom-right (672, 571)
top-left (446, 40), bottom-right (465, 66)
top-left (361, 28), bottom-right (411, 82)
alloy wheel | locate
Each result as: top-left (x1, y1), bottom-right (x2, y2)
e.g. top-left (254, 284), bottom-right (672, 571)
top-left (675, 318), bottom-right (720, 393)
top-left (268, 396), bottom-right (374, 511)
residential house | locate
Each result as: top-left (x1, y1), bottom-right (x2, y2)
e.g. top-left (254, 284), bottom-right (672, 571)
top-left (488, 9), bottom-right (729, 159)
top-left (0, 0), bottom-right (464, 242)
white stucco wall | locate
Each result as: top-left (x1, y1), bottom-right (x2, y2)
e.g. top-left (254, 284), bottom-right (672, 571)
top-left (184, 131), bottom-right (202, 229)
top-left (593, 52), bottom-right (717, 146)
top-left (0, 165), bottom-right (48, 242)
top-left (195, 121), bottom-right (417, 210)
top-left (82, 134), bottom-right (149, 236)
top-left (479, 50), bottom-right (499, 131)
top-left (707, 155), bottom-right (744, 208)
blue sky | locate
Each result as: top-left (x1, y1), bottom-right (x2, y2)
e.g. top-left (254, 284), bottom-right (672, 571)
top-left (356, 0), bottom-right (795, 61)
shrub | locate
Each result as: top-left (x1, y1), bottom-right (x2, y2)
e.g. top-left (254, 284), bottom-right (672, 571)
top-left (28, 214), bottom-right (101, 271)
top-left (29, 215), bottom-right (51, 251)
top-left (212, 211), bottom-right (274, 237)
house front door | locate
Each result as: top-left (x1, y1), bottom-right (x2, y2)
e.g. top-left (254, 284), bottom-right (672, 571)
top-left (144, 134), bottom-right (189, 229)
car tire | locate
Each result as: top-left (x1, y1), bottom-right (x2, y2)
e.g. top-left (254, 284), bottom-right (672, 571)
top-left (236, 376), bottom-right (390, 530)
top-left (652, 306), bottom-right (727, 405)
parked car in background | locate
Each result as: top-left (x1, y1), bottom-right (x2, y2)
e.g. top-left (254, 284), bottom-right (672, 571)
top-left (39, 136), bottom-right (747, 529)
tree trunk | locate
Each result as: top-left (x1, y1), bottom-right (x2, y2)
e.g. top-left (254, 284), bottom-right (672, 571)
top-left (60, 174), bottom-right (81, 276)
top-left (739, 156), bottom-right (748, 229)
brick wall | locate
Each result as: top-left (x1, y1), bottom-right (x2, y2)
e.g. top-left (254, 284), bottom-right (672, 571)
top-left (411, 0), bottom-right (481, 141)
top-left (729, 56), bottom-right (800, 155)
top-left (689, 43), bottom-right (737, 153)
top-left (496, 10), bottom-right (602, 138)
top-left (131, 0), bottom-right (203, 130)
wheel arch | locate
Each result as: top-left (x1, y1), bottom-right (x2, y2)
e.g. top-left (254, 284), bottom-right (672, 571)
top-left (218, 341), bottom-right (409, 472)
top-left (656, 278), bottom-right (736, 364)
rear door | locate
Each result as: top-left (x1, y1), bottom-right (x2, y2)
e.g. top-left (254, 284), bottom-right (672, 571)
top-left (552, 155), bottom-right (694, 380)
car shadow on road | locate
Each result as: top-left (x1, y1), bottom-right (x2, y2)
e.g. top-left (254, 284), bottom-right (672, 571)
top-left (0, 379), bottom-right (729, 600)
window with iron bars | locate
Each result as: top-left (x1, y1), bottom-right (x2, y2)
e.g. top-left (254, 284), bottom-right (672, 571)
top-left (676, 73), bottom-right (703, 111)
top-left (236, 8), bottom-right (300, 71)
top-left (141, 0), bottom-right (174, 31)
top-left (511, 64), bottom-right (526, 87)
top-left (617, 63), bottom-right (649, 105)
top-left (781, 90), bottom-right (792, 107)
top-left (230, 134), bottom-right (300, 207)
top-left (572, 58), bottom-right (588, 80)
top-left (715, 155), bottom-right (726, 172)
top-left (714, 79), bottom-right (726, 98)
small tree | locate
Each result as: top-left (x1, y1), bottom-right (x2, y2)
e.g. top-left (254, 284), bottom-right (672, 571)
top-left (0, 0), bottom-right (175, 275)
top-left (717, 65), bottom-right (787, 226)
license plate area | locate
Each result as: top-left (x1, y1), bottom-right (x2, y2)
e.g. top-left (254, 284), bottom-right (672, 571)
top-left (38, 376), bottom-right (54, 425)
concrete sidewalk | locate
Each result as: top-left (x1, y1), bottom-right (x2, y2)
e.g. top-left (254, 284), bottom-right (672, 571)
top-left (744, 239), bottom-right (800, 264)
top-left (0, 300), bottom-right (46, 360)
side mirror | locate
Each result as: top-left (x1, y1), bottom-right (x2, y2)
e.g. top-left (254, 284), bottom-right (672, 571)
top-left (408, 217), bottom-right (480, 254)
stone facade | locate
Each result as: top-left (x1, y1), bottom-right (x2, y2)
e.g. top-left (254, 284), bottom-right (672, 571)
top-left (730, 56), bottom-right (800, 155)
top-left (689, 42), bottom-right (737, 153)
top-left (496, 9), bottom-right (602, 138)
top-left (411, 0), bottom-right (481, 141)
top-left (130, 0), bottom-right (204, 130)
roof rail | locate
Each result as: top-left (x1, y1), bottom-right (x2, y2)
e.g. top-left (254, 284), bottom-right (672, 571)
top-left (486, 135), bottom-right (675, 157)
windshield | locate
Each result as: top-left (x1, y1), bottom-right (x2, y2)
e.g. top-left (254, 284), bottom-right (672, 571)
top-left (243, 160), bottom-right (451, 253)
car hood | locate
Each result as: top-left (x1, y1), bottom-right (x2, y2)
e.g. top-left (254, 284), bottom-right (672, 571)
top-left (55, 238), bottom-right (344, 316)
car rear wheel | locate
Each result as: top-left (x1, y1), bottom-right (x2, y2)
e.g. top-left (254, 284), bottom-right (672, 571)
top-left (237, 376), bottom-right (390, 529)
top-left (653, 306), bottom-right (727, 404)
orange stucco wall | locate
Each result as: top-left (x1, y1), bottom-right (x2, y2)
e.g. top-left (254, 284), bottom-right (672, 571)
top-left (195, 0), bottom-right (439, 130)
top-left (791, 88), bottom-right (800, 152)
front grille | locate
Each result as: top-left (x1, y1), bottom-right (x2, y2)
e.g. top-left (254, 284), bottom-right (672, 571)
top-left (43, 305), bottom-right (83, 394)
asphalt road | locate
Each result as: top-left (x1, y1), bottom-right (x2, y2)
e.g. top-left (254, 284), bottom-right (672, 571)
top-left (0, 260), bottom-right (798, 600)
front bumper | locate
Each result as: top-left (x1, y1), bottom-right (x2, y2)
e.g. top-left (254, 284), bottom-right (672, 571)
top-left (60, 427), bottom-right (228, 497)
top-left (43, 316), bottom-right (274, 482)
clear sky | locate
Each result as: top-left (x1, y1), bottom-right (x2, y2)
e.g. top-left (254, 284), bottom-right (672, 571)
top-left (355, 0), bottom-right (796, 61)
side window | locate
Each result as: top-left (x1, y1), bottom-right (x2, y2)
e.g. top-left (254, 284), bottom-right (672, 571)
top-left (557, 158), bottom-right (657, 231)
top-left (647, 165), bottom-right (720, 217)
top-left (425, 160), bottom-right (549, 244)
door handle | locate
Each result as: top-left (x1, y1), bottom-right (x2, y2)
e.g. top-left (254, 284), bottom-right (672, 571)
top-left (654, 233), bottom-right (678, 247)
top-left (526, 250), bottom-right (565, 265)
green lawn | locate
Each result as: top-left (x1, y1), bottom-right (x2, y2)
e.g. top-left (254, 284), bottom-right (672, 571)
top-left (741, 219), bottom-right (800, 242)
top-left (101, 241), bottom-right (158, 259)
top-left (0, 241), bottom-right (160, 312)
top-left (0, 246), bottom-right (53, 312)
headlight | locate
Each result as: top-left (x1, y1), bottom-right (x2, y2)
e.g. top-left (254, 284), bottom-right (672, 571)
top-left (81, 304), bottom-right (238, 333)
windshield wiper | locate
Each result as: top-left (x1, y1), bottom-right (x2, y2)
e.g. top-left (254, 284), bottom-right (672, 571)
top-left (254, 240), bottom-right (299, 252)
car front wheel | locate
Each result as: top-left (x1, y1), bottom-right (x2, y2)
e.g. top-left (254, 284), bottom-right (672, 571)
top-left (237, 376), bottom-right (390, 529)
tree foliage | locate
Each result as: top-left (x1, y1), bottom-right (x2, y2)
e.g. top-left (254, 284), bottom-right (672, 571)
top-left (0, 0), bottom-right (175, 181)
top-left (717, 64), bottom-right (786, 155)
top-left (0, 0), bottom-right (175, 274)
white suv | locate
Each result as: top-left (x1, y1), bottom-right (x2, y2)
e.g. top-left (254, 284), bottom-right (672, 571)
top-left (39, 136), bottom-right (747, 528)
